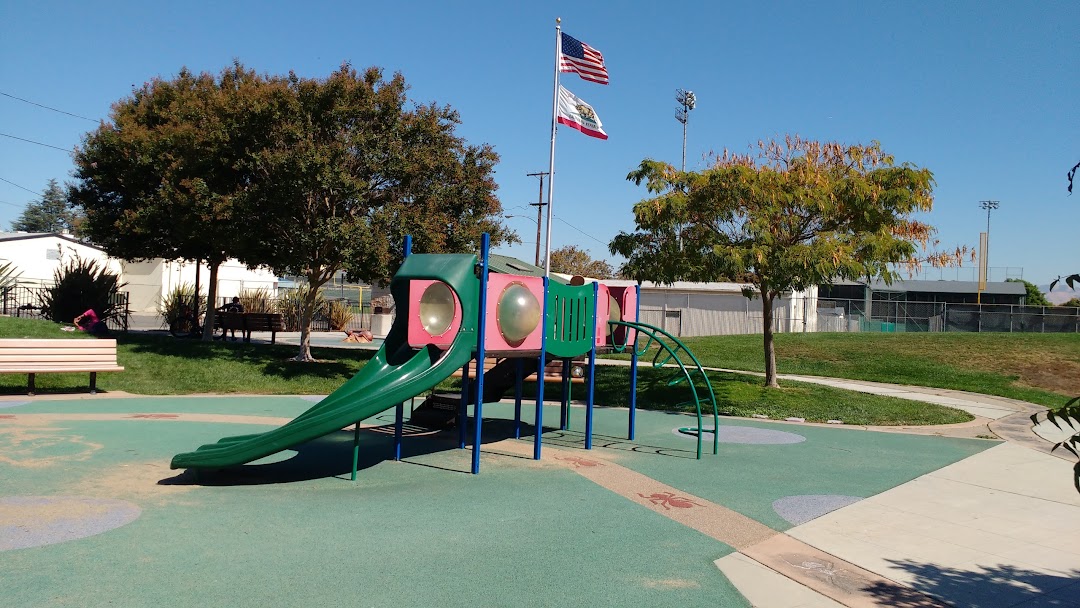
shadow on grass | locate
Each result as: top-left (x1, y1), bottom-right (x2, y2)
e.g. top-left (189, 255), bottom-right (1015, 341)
top-left (118, 332), bottom-right (376, 381)
top-left (863, 559), bottom-right (1080, 607)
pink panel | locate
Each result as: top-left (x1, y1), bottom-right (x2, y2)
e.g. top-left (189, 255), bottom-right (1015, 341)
top-left (407, 279), bottom-right (463, 349)
top-left (595, 283), bottom-right (611, 347)
top-left (483, 274), bottom-right (545, 351)
top-left (606, 285), bottom-right (638, 348)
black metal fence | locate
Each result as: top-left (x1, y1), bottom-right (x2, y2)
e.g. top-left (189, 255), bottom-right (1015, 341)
top-left (1, 285), bottom-right (131, 332)
top-left (816, 298), bottom-right (1080, 333)
top-left (213, 296), bottom-right (375, 332)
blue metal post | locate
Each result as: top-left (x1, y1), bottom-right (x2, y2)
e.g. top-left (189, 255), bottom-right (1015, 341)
top-left (513, 358), bottom-right (524, 439)
top-left (472, 233), bottom-right (490, 474)
top-left (629, 284), bottom-right (640, 440)
top-left (535, 277), bottom-right (548, 460)
top-left (394, 403), bottom-right (404, 461)
top-left (459, 361), bottom-right (470, 449)
top-left (585, 282), bottom-right (598, 450)
top-left (394, 235), bottom-right (412, 461)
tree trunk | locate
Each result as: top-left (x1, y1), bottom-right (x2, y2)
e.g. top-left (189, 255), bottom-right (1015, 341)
top-left (294, 286), bottom-right (318, 362)
top-left (201, 262), bottom-right (220, 342)
top-left (761, 290), bottom-right (779, 388)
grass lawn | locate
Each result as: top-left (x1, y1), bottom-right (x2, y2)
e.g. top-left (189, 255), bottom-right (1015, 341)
top-left (608, 332), bottom-right (1080, 407)
top-left (1, 316), bottom-right (971, 425)
top-left (0, 316), bottom-right (375, 396)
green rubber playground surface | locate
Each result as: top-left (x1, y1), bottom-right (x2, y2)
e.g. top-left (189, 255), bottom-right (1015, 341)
top-left (1, 396), bottom-right (995, 607)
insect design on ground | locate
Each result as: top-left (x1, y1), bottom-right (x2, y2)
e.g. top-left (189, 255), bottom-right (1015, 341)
top-left (129, 414), bottom-right (179, 419)
top-left (638, 491), bottom-right (701, 510)
top-left (556, 455), bottom-right (603, 468)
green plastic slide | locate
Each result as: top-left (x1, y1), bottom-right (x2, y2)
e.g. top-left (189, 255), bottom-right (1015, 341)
top-left (170, 253), bottom-right (480, 470)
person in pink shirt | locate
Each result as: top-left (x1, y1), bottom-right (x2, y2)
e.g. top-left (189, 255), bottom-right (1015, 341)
top-left (73, 309), bottom-right (108, 335)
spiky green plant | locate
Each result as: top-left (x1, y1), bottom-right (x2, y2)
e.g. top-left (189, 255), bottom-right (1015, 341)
top-left (238, 287), bottom-right (275, 314)
top-left (38, 254), bottom-right (127, 326)
top-left (326, 299), bottom-right (353, 331)
top-left (158, 283), bottom-right (207, 329)
top-left (278, 285), bottom-right (326, 332)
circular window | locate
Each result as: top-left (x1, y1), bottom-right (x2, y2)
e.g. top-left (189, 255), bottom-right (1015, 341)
top-left (496, 282), bottom-right (541, 346)
top-left (418, 282), bottom-right (456, 336)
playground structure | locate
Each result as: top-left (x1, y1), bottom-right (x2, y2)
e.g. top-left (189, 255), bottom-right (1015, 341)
top-left (171, 235), bottom-right (719, 476)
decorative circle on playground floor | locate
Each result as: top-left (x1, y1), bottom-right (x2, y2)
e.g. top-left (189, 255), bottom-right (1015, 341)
top-left (772, 494), bottom-right (862, 526)
top-left (673, 426), bottom-right (806, 445)
top-left (0, 496), bottom-right (141, 551)
top-left (0, 401), bottom-right (29, 409)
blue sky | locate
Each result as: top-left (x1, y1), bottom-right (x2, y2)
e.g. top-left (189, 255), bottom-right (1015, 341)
top-left (1, 1), bottom-right (1076, 285)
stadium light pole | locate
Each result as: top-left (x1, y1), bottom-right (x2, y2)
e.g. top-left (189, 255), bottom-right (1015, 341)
top-left (979, 199), bottom-right (999, 271)
top-left (674, 89), bottom-right (696, 251)
top-left (675, 89), bottom-right (696, 172)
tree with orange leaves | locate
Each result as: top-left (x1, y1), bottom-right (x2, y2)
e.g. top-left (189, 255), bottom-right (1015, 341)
top-left (611, 136), bottom-right (965, 387)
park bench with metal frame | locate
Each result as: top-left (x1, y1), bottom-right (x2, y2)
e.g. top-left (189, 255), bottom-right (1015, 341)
top-left (0, 338), bottom-right (124, 395)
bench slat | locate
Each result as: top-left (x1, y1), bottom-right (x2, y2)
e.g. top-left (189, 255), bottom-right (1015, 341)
top-left (0, 352), bottom-right (120, 360)
top-left (0, 339), bottom-right (116, 348)
top-left (0, 347), bottom-right (119, 356)
top-left (0, 366), bottom-right (124, 373)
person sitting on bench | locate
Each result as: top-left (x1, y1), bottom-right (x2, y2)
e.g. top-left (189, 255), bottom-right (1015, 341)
top-left (215, 297), bottom-right (244, 341)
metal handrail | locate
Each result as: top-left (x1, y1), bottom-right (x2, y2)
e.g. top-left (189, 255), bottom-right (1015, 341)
top-left (608, 320), bottom-right (719, 458)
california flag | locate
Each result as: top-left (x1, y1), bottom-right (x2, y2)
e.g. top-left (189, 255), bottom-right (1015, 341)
top-left (557, 85), bottom-right (608, 140)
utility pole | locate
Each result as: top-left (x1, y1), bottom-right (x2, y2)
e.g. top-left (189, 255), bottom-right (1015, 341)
top-left (527, 171), bottom-right (549, 267)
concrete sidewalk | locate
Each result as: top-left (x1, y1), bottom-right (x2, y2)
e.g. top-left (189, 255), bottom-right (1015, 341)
top-left (682, 369), bottom-right (1080, 607)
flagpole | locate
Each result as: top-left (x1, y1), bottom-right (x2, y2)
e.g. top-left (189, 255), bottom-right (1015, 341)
top-left (543, 18), bottom-right (561, 277)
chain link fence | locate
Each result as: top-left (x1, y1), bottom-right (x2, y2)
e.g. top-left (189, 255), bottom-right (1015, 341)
top-left (2, 284), bottom-right (131, 332)
top-left (816, 298), bottom-right (1080, 333)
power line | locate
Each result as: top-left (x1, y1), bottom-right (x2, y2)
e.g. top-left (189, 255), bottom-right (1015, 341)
top-left (554, 216), bottom-right (608, 246)
top-left (0, 198), bottom-right (27, 208)
top-left (0, 177), bottom-right (43, 196)
top-left (0, 132), bottom-right (71, 152)
top-left (0, 91), bottom-right (98, 122)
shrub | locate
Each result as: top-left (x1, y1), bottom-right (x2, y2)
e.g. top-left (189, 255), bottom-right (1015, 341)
top-left (278, 285), bottom-right (325, 331)
top-left (238, 287), bottom-right (276, 314)
top-left (326, 299), bottom-right (353, 331)
top-left (158, 283), bottom-right (206, 329)
top-left (38, 255), bottom-right (127, 326)
top-left (0, 261), bottom-right (21, 290)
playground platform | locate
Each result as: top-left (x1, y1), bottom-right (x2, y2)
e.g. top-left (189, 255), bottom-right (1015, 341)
top-left (3, 384), bottom-right (1077, 607)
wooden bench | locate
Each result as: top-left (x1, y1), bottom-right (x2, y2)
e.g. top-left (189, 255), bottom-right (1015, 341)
top-left (215, 312), bottom-right (285, 344)
top-left (451, 358), bottom-right (587, 384)
top-left (0, 338), bottom-right (124, 395)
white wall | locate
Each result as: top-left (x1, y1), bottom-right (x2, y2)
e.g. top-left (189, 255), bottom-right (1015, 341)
top-left (631, 283), bottom-right (818, 337)
top-left (142, 259), bottom-right (278, 312)
top-left (0, 234), bottom-right (121, 286)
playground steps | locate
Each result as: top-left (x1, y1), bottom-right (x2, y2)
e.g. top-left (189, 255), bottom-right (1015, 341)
top-left (410, 393), bottom-right (461, 429)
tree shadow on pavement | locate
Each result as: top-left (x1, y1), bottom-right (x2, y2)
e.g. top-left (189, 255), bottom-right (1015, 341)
top-left (864, 559), bottom-right (1080, 607)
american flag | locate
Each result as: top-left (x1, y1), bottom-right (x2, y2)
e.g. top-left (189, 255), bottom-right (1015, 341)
top-left (559, 32), bottom-right (609, 85)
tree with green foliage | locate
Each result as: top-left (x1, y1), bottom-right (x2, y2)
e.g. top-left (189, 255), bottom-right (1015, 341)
top-left (11, 179), bottom-right (82, 234)
top-left (1006, 278), bottom-right (1050, 306)
top-left (549, 245), bottom-right (614, 278)
top-left (1060, 297), bottom-right (1080, 308)
top-left (236, 64), bottom-right (514, 361)
top-left (71, 64), bottom-right (262, 340)
top-left (612, 136), bottom-right (964, 387)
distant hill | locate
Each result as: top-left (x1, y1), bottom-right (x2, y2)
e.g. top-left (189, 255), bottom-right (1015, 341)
top-left (1040, 283), bottom-right (1080, 305)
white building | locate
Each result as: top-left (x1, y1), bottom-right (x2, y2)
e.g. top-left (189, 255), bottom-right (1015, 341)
top-left (0, 232), bottom-right (278, 313)
top-left (601, 279), bottom-right (818, 337)
top-left (0, 232), bottom-right (122, 284)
